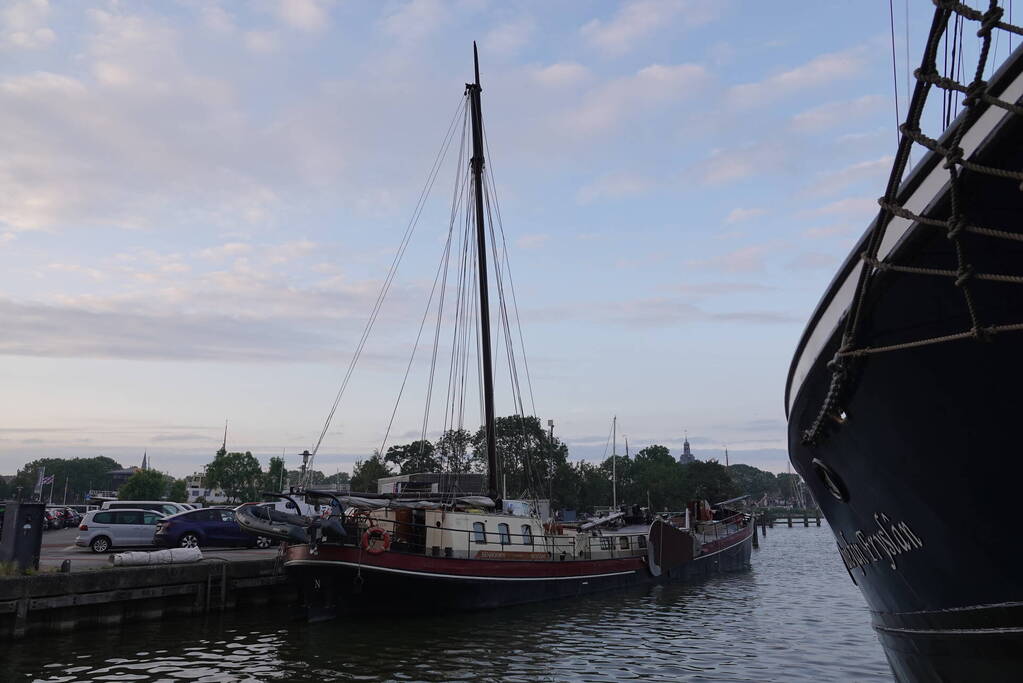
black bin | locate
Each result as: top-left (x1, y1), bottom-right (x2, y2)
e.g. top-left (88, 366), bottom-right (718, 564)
top-left (0, 502), bottom-right (45, 572)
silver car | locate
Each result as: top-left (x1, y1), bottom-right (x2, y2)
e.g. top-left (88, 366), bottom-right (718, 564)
top-left (75, 508), bottom-right (165, 553)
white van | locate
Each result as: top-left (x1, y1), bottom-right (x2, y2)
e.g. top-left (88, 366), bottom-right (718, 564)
top-left (101, 500), bottom-right (190, 517)
top-left (76, 508), bottom-right (164, 553)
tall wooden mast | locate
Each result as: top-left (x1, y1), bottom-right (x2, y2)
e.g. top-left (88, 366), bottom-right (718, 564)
top-left (467, 42), bottom-right (498, 501)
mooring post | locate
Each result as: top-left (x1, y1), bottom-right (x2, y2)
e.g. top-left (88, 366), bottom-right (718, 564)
top-left (760, 515), bottom-right (766, 536)
top-left (751, 516), bottom-right (759, 548)
top-left (787, 515), bottom-right (793, 528)
top-left (816, 513), bottom-right (821, 526)
top-left (803, 512), bottom-right (809, 527)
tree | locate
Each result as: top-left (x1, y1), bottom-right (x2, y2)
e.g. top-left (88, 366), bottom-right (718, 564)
top-left (13, 456), bottom-right (124, 503)
top-left (728, 463), bottom-right (777, 501)
top-left (351, 452), bottom-right (392, 493)
top-left (118, 469), bottom-right (169, 500)
top-left (384, 440), bottom-right (439, 475)
top-left (167, 478), bottom-right (188, 503)
top-left (263, 456), bottom-right (286, 493)
top-left (681, 459), bottom-right (738, 505)
top-left (631, 445), bottom-right (686, 511)
top-left (436, 428), bottom-right (478, 473)
top-left (206, 450), bottom-right (262, 502)
top-left (472, 415), bottom-right (569, 499)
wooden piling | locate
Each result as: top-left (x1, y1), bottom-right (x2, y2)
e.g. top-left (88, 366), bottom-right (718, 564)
top-left (787, 516), bottom-right (793, 527)
top-left (815, 513), bottom-right (821, 527)
top-left (803, 512), bottom-right (809, 527)
top-left (751, 516), bottom-right (759, 548)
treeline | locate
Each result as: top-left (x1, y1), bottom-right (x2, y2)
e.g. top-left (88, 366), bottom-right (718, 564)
top-left (352, 415), bottom-right (803, 513)
top-left (3, 456), bottom-right (191, 503)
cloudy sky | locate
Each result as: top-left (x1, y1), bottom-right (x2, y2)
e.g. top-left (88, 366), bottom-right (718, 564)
top-left (0, 0), bottom-right (980, 478)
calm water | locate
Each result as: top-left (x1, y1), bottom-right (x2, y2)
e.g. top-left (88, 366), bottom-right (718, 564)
top-left (7, 524), bottom-right (891, 682)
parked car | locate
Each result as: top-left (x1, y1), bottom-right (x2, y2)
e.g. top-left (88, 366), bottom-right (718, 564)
top-left (75, 508), bottom-right (164, 553)
top-left (154, 507), bottom-right (272, 549)
top-left (101, 500), bottom-right (190, 516)
top-left (62, 507), bottom-right (82, 527)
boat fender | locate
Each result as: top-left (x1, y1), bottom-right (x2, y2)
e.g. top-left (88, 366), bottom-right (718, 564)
top-left (361, 526), bottom-right (391, 554)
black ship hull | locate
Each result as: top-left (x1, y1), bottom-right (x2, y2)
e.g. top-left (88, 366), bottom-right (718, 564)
top-left (286, 529), bottom-right (752, 620)
top-left (789, 326), bottom-right (1023, 681)
top-left (787, 12), bottom-right (1023, 679)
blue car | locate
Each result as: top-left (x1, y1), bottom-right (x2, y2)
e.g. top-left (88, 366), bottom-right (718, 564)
top-left (153, 507), bottom-right (273, 549)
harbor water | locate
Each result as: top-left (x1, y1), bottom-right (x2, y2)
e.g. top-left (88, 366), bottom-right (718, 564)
top-left (6, 524), bottom-right (891, 682)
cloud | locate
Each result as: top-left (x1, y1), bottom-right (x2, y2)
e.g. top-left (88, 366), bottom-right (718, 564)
top-left (728, 46), bottom-right (868, 108)
top-left (576, 172), bottom-right (654, 204)
top-left (724, 207), bottom-right (766, 224)
top-left (516, 233), bottom-right (549, 249)
top-left (382, 0), bottom-right (447, 41)
top-left (787, 251), bottom-right (838, 271)
top-left (580, 0), bottom-right (722, 55)
top-left (274, 0), bottom-right (329, 32)
top-left (802, 224), bottom-right (856, 239)
top-left (565, 63), bottom-right (709, 134)
top-left (530, 62), bottom-right (591, 88)
top-left (696, 142), bottom-right (784, 185)
top-left (802, 155), bottom-right (892, 196)
top-left (688, 244), bottom-right (773, 273)
top-left (2, 0), bottom-right (55, 49)
top-left (804, 196), bottom-right (878, 218)
top-left (791, 94), bottom-right (885, 132)
top-left (486, 16), bottom-right (534, 56)
top-left (675, 282), bottom-right (772, 296)
top-left (244, 30), bottom-right (280, 54)
top-left (600, 297), bottom-right (797, 326)
top-left (198, 242), bottom-right (254, 260)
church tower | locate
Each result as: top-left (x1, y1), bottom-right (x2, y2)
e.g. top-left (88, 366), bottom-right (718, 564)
top-left (679, 431), bottom-right (695, 464)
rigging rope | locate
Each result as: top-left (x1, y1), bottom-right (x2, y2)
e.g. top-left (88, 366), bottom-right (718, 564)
top-left (803, 0), bottom-right (1023, 447)
top-left (304, 97), bottom-right (465, 481)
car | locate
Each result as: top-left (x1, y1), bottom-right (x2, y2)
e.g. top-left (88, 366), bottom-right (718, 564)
top-left (154, 507), bottom-right (273, 549)
top-left (101, 500), bottom-right (190, 516)
top-left (75, 508), bottom-right (165, 553)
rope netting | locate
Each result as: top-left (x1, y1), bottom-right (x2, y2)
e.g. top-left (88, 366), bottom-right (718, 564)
top-left (803, 0), bottom-right (1023, 446)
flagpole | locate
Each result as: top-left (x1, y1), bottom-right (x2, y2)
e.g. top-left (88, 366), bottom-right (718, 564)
top-left (62, 475), bottom-right (68, 505)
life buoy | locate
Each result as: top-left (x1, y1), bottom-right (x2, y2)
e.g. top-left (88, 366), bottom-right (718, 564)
top-left (361, 526), bottom-right (391, 554)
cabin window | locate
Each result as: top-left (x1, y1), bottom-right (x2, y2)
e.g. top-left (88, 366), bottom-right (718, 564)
top-left (473, 521), bottom-right (487, 544)
top-left (521, 525), bottom-right (533, 545)
top-left (638, 536), bottom-right (647, 549)
top-left (619, 536), bottom-right (630, 550)
top-left (599, 537), bottom-right (613, 551)
top-left (498, 523), bottom-right (511, 545)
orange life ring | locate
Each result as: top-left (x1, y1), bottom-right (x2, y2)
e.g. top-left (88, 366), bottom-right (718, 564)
top-left (361, 526), bottom-right (391, 555)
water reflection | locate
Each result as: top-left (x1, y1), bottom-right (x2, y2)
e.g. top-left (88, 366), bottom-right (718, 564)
top-left (14, 526), bottom-right (890, 682)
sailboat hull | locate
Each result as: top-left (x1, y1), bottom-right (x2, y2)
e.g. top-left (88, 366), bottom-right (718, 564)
top-left (285, 527), bottom-right (752, 618)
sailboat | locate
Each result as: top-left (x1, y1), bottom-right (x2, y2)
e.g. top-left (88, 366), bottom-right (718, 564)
top-left (241, 45), bottom-right (753, 620)
top-left (786, 3), bottom-right (1023, 680)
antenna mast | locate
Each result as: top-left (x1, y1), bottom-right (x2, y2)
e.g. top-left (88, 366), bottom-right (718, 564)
top-left (612, 416), bottom-right (617, 511)
top-left (467, 42), bottom-right (498, 502)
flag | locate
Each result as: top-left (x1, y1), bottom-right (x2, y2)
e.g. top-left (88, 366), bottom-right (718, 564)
top-left (41, 475), bottom-right (54, 485)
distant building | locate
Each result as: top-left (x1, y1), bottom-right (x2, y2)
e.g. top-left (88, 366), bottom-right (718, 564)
top-left (377, 472), bottom-right (486, 496)
top-left (184, 471), bottom-right (231, 504)
top-left (679, 433), bottom-right (695, 465)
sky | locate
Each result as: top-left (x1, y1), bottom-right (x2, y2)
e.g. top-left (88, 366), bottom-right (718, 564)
top-left (0, 0), bottom-right (985, 479)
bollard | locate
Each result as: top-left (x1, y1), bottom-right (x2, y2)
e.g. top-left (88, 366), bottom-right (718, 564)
top-left (787, 516), bottom-right (792, 527)
top-left (803, 512), bottom-right (809, 527)
top-left (816, 513), bottom-right (821, 527)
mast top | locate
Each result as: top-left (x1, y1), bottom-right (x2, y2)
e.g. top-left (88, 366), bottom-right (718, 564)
top-left (473, 41), bottom-right (480, 88)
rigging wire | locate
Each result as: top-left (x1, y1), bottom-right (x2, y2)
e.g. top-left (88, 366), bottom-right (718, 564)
top-left (889, 0), bottom-right (903, 150)
top-left (305, 96), bottom-right (465, 479)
